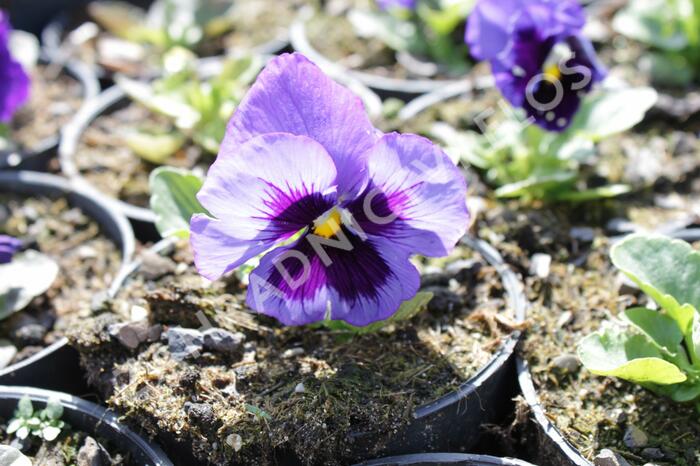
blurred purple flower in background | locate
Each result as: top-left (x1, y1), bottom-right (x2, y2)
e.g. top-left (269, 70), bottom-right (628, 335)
top-left (0, 11), bottom-right (30, 123)
top-left (466, 0), bottom-right (606, 131)
top-left (0, 235), bottom-right (22, 264)
top-left (191, 53), bottom-right (469, 327)
top-left (377, 0), bottom-right (416, 11)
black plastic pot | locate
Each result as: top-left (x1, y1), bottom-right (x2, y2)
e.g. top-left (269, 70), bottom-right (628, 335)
top-left (108, 235), bottom-right (527, 462)
top-left (289, 10), bottom-right (480, 101)
top-left (0, 385), bottom-right (172, 465)
top-left (0, 170), bottom-right (135, 394)
top-left (0, 58), bottom-right (100, 171)
top-left (357, 453), bottom-right (536, 466)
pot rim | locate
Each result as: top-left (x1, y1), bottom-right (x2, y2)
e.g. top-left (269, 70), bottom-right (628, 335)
top-left (289, 14), bottom-right (469, 96)
top-left (0, 170), bottom-right (135, 380)
top-left (0, 385), bottom-right (173, 465)
top-left (356, 452), bottom-right (536, 466)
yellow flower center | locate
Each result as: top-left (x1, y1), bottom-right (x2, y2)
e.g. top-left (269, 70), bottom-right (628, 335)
top-left (313, 209), bottom-right (342, 239)
top-left (543, 63), bottom-right (562, 83)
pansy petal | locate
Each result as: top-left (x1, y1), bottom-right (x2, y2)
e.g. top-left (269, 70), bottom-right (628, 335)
top-left (191, 133), bottom-right (338, 280)
top-left (221, 53), bottom-right (379, 196)
top-left (0, 235), bottom-right (22, 264)
top-left (0, 14), bottom-right (30, 123)
top-left (348, 133), bottom-right (469, 257)
top-left (466, 0), bottom-right (520, 61)
top-left (246, 231), bottom-right (419, 326)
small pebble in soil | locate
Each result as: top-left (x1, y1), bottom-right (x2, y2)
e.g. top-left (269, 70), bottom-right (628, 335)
top-left (167, 327), bottom-right (204, 361)
top-left (77, 436), bottom-right (105, 466)
top-left (556, 311), bottom-right (574, 329)
top-left (179, 368), bottom-right (200, 389)
top-left (202, 328), bottom-right (246, 355)
top-left (594, 449), bottom-right (631, 466)
top-left (570, 226), bottom-right (595, 243)
top-left (420, 272), bottom-right (450, 288)
top-left (422, 286), bottom-right (462, 314)
top-left (13, 323), bottom-right (47, 346)
top-left (550, 353), bottom-right (581, 373)
top-left (184, 402), bottom-right (219, 429)
top-left (0, 339), bottom-right (17, 369)
top-left (623, 425), bottom-right (649, 449)
top-left (140, 251), bottom-right (178, 280)
top-left (641, 448), bottom-right (665, 460)
top-left (109, 321), bottom-right (162, 350)
top-left (529, 253), bottom-right (552, 279)
top-left (282, 347), bottom-right (304, 359)
top-left (294, 383), bottom-right (305, 394)
top-left (226, 433), bottom-right (243, 452)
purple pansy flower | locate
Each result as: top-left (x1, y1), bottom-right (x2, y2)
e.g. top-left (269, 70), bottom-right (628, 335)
top-left (0, 235), bottom-right (22, 264)
top-left (377, 0), bottom-right (416, 10)
top-left (466, 0), bottom-right (606, 131)
top-left (190, 53), bottom-right (469, 327)
top-left (0, 11), bottom-right (30, 123)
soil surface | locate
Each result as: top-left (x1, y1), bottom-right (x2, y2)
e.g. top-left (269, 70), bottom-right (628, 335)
top-left (9, 64), bottom-right (84, 153)
top-left (68, 233), bottom-right (519, 466)
top-left (307, 0), bottom-right (471, 81)
top-left (0, 194), bottom-right (121, 367)
top-left (54, 0), bottom-right (303, 78)
top-left (73, 103), bottom-right (213, 208)
top-left (519, 235), bottom-right (700, 466)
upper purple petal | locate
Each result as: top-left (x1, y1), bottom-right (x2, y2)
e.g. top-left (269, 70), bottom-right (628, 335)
top-left (0, 11), bottom-right (30, 123)
top-left (191, 133), bottom-right (338, 280)
top-left (0, 234), bottom-right (22, 264)
top-left (347, 133), bottom-right (469, 257)
top-left (376, 0), bottom-right (416, 11)
top-left (467, 0), bottom-right (585, 62)
top-left (246, 231), bottom-right (419, 326)
top-left (220, 53), bottom-right (379, 197)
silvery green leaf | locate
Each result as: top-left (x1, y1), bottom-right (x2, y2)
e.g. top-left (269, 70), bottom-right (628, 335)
top-left (16, 396), bottom-right (32, 418)
top-left (43, 398), bottom-right (63, 421)
top-left (88, 1), bottom-right (153, 42)
top-left (125, 129), bottom-right (186, 165)
top-left (612, 0), bottom-right (689, 51)
top-left (577, 326), bottom-right (687, 385)
top-left (149, 167), bottom-right (207, 239)
top-left (624, 307), bottom-right (684, 353)
top-left (0, 251), bottom-right (59, 319)
top-left (117, 76), bottom-right (200, 129)
top-left (0, 445), bottom-right (32, 466)
top-left (9, 30), bottom-right (40, 71)
top-left (6, 419), bottom-right (22, 434)
top-left (567, 87), bottom-right (658, 141)
top-left (15, 426), bottom-right (29, 440)
top-left (611, 234), bottom-right (700, 335)
top-left (641, 52), bottom-right (695, 87)
top-left (42, 426), bottom-right (61, 442)
top-left (494, 172), bottom-right (576, 199)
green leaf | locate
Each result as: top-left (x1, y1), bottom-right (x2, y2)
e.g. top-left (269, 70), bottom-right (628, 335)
top-left (0, 251), bottom-right (59, 319)
top-left (321, 292), bottom-right (434, 334)
top-left (611, 234), bottom-right (700, 334)
top-left (149, 167), bottom-right (207, 239)
top-left (624, 307), bottom-right (684, 352)
top-left (117, 75), bottom-right (200, 129)
top-left (348, 9), bottom-right (424, 53)
top-left (552, 184), bottom-right (631, 202)
top-left (0, 445), bottom-right (32, 466)
top-left (567, 87), bottom-right (658, 141)
top-left (577, 327), bottom-right (687, 385)
top-left (43, 398), bottom-right (63, 421)
top-left (661, 381), bottom-right (700, 402)
top-left (612, 0), bottom-right (690, 51)
top-left (641, 52), bottom-right (695, 87)
top-left (245, 404), bottom-right (271, 421)
top-left (494, 172), bottom-right (576, 199)
top-left (418, 1), bottom-right (473, 36)
top-left (125, 129), bottom-right (186, 165)
top-left (42, 426), bottom-right (61, 442)
top-left (16, 396), bottom-right (33, 418)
